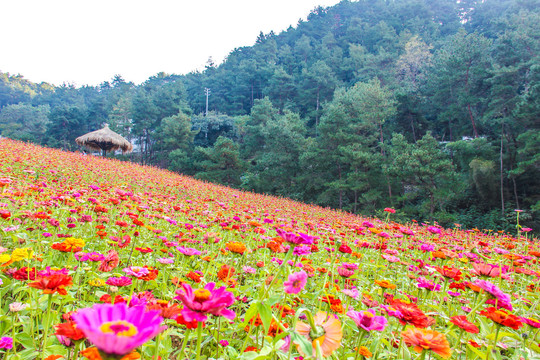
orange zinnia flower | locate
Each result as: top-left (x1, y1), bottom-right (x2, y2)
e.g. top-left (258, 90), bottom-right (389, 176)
top-left (401, 328), bottom-right (452, 359)
top-left (479, 307), bottom-right (523, 329)
top-left (295, 311), bottom-right (343, 358)
top-left (29, 274), bottom-right (73, 295)
top-left (374, 280), bottom-right (396, 289)
top-left (217, 265), bottom-right (235, 281)
top-left (357, 346), bottom-right (372, 358)
top-left (226, 242), bottom-right (247, 254)
top-left (80, 347), bottom-right (140, 360)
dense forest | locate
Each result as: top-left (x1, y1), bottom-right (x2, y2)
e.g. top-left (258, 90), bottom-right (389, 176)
top-left (1, 0), bottom-right (538, 232)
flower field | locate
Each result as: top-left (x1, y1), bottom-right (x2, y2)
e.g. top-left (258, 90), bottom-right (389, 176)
top-left (0, 139), bottom-right (538, 360)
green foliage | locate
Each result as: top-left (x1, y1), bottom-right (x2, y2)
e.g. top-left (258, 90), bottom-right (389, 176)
top-left (194, 136), bottom-right (244, 187)
top-left (0, 104), bottom-right (50, 143)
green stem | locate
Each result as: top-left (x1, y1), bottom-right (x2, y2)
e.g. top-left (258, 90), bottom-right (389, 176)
top-left (177, 328), bottom-right (192, 360)
top-left (196, 321), bottom-right (203, 360)
top-left (215, 317), bottom-right (222, 359)
top-left (72, 340), bottom-right (82, 360)
top-left (354, 332), bottom-right (363, 360)
top-left (41, 294), bottom-right (54, 359)
top-left (153, 333), bottom-right (162, 360)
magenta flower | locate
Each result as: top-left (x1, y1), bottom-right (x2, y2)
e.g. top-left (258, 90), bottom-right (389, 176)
top-left (416, 277), bottom-right (441, 291)
top-left (276, 229), bottom-right (316, 245)
top-left (175, 282), bottom-right (236, 322)
top-left (341, 262), bottom-right (358, 270)
top-left (293, 245), bottom-right (312, 256)
top-left (474, 279), bottom-right (513, 311)
top-left (283, 270), bottom-right (307, 294)
top-left (177, 246), bottom-right (201, 256)
top-left (75, 251), bottom-right (105, 262)
top-left (123, 266), bottom-right (149, 278)
top-left (38, 266), bottom-right (69, 277)
top-left (106, 276), bottom-right (133, 287)
top-left (347, 309), bottom-right (387, 331)
top-left (0, 336), bottom-right (13, 349)
top-left (72, 303), bottom-right (165, 357)
top-left (427, 226), bottom-right (441, 234)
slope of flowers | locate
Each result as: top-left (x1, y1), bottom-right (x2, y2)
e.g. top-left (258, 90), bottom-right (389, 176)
top-left (0, 139), bottom-right (538, 360)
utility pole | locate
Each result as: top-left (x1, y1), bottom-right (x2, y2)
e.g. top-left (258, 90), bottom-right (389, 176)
top-left (204, 88), bottom-right (210, 116)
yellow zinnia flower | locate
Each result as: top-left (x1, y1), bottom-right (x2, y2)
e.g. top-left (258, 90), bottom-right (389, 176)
top-left (89, 278), bottom-right (106, 287)
top-left (11, 248), bottom-right (33, 262)
top-left (0, 254), bottom-right (11, 264)
top-left (63, 237), bottom-right (85, 250)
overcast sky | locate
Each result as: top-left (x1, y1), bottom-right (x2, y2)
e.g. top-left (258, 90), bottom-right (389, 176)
top-left (1, 0), bottom-right (341, 87)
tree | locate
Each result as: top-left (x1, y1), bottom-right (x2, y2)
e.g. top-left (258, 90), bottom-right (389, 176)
top-left (388, 133), bottom-right (461, 221)
top-left (425, 30), bottom-right (492, 140)
top-left (156, 111), bottom-right (198, 169)
top-left (0, 104), bottom-right (50, 143)
top-left (194, 136), bottom-right (244, 187)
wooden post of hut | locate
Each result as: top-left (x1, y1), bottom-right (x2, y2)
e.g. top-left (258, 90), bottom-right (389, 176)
top-left (75, 124), bottom-right (133, 157)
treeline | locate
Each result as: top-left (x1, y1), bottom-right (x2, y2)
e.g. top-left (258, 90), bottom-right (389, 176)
top-left (1, 0), bottom-right (538, 231)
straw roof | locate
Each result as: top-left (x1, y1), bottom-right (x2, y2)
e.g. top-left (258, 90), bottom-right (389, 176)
top-left (75, 124), bottom-right (133, 154)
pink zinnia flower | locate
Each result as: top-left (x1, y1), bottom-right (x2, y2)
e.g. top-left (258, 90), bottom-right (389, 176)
top-left (276, 229), bottom-right (315, 245)
top-left (341, 262), bottom-right (358, 270)
top-left (522, 317), bottom-right (540, 328)
top-left (123, 266), bottom-right (150, 278)
top-left (0, 337), bottom-right (13, 349)
top-left (177, 246), bottom-right (201, 256)
top-left (175, 282), bottom-right (235, 322)
top-left (76, 252), bottom-right (105, 262)
top-left (382, 254), bottom-right (400, 263)
top-left (472, 263), bottom-right (501, 277)
top-left (427, 226), bottom-right (441, 234)
top-left (337, 267), bottom-right (354, 278)
top-left (98, 250), bottom-right (120, 272)
top-left (293, 245), bottom-right (312, 256)
top-left (342, 288), bottom-right (359, 299)
top-left (283, 271), bottom-right (307, 294)
top-left (156, 258), bottom-right (174, 264)
top-left (72, 303), bottom-right (165, 357)
top-left (347, 309), bottom-right (388, 331)
top-left (106, 276), bottom-right (133, 287)
top-left (474, 279), bottom-right (513, 311)
top-left (417, 277), bottom-right (441, 292)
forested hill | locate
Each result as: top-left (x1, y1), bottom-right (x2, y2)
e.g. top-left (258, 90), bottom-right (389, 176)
top-left (1, 0), bottom-right (539, 232)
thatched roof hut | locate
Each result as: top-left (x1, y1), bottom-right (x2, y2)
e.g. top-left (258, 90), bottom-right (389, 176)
top-left (75, 124), bottom-right (133, 156)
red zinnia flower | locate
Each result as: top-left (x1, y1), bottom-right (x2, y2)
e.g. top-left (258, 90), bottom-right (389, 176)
top-left (29, 274), bottom-right (73, 295)
top-left (450, 315), bottom-right (479, 333)
top-left (55, 321), bottom-right (86, 341)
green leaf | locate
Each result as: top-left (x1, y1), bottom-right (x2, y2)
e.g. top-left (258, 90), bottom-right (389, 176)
top-left (240, 301), bottom-right (259, 328)
top-left (267, 294), bottom-right (282, 306)
top-left (467, 344), bottom-right (487, 360)
top-left (291, 332), bottom-right (312, 358)
top-left (258, 301), bottom-right (272, 334)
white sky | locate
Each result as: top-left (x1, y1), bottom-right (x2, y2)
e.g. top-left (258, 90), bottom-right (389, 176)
top-left (1, 0), bottom-right (341, 87)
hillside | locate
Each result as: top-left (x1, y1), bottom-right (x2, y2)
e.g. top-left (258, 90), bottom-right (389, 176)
top-left (0, 139), bottom-right (538, 359)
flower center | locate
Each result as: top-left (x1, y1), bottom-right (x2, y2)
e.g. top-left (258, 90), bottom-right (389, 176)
top-left (100, 320), bottom-right (138, 337)
top-left (194, 289), bottom-right (211, 302)
top-left (309, 325), bottom-right (326, 340)
top-left (361, 311), bottom-right (374, 327)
